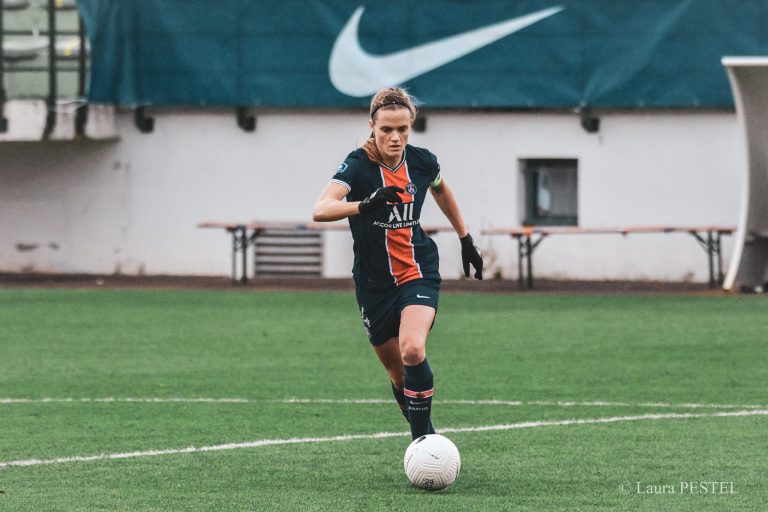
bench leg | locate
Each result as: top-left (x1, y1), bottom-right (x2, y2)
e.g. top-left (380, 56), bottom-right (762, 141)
top-left (241, 228), bottom-right (248, 285)
top-left (228, 226), bottom-right (249, 285)
top-left (707, 232), bottom-right (715, 288)
top-left (526, 236), bottom-right (534, 289)
top-left (517, 236), bottom-right (524, 289)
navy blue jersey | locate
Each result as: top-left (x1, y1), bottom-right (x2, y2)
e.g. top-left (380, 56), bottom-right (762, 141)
top-left (330, 145), bottom-right (442, 290)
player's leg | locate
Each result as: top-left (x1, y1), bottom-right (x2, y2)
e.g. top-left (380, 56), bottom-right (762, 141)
top-left (360, 284), bottom-right (412, 424)
top-left (372, 338), bottom-right (408, 420)
top-left (399, 304), bottom-right (437, 439)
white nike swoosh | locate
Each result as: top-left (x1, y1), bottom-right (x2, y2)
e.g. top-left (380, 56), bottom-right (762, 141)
top-left (416, 294), bottom-right (431, 299)
top-left (329, 5), bottom-right (564, 97)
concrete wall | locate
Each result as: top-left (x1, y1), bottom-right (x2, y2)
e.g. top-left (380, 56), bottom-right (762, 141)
top-left (0, 108), bottom-right (744, 282)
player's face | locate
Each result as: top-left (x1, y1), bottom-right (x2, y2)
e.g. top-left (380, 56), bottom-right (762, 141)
top-left (370, 108), bottom-right (411, 166)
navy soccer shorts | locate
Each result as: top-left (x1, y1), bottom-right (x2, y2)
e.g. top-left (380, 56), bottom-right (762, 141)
top-left (355, 278), bottom-right (440, 346)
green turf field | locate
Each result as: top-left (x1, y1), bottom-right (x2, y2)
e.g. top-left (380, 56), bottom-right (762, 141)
top-left (0, 288), bottom-right (766, 511)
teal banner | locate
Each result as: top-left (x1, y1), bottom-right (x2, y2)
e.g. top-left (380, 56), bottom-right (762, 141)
top-left (76, 0), bottom-right (768, 108)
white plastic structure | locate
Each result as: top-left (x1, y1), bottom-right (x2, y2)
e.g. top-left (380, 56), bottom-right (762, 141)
top-left (1, 0), bottom-right (31, 10)
top-left (722, 57), bottom-right (768, 292)
top-left (2, 37), bottom-right (48, 61)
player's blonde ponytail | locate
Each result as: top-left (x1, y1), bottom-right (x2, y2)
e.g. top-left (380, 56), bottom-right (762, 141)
top-left (363, 87), bottom-right (417, 163)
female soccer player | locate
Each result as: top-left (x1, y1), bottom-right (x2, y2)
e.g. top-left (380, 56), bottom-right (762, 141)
top-left (312, 87), bottom-right (483, 439)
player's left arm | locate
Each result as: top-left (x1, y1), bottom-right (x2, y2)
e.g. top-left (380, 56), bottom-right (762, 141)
top-left (430, 179), bottom-right (483, 279)
top-left (429, 179), bottom-right (468, 238)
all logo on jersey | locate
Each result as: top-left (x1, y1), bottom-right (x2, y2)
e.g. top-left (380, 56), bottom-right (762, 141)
top-left (336, 162), bottom-right (348, 173)
top-left (389, 202), bottom-right (415, 222)
top-left (373, 202), bottom-right (419, 229)
top-left (405, 182), bottom-right (417, 195)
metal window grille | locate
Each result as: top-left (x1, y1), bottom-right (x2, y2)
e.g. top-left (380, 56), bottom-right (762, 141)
top-left (253, 229), bottom-right (323, 277)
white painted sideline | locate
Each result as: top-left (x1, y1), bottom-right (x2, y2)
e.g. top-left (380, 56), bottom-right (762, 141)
top-left (0, 397), bottom-right (251, 404)
top-left (0, 397), bottom-right (766, 409)
top-left (280, 398), bottom-right (768, 410)
top-left (1, 409), bottom-right (766, 469)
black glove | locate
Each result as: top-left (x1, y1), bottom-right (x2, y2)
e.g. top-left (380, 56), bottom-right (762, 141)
top-left (460, 233), bottom-right (483, 280)
top-left (358, 186), bottom-right (403, 214)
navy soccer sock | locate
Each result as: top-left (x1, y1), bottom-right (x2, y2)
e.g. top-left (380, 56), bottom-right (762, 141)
top-left (392, 382), bottom-right (435, 434)
top-left (391, 382), bottom-right (409, 420)
top-left (404, 358), bottom-right (435, 439)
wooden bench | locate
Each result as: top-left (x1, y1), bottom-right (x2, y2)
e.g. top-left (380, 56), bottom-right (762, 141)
top-left (482, 225), bottom-right (735, 289)
top-left (199, 221), bottom-right (454, 284)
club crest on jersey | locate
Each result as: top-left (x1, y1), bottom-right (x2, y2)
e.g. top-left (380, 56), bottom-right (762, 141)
top-left (336, 162), bottom-right (348, 173)
top-left (405, 182), bottom-right (417, 195)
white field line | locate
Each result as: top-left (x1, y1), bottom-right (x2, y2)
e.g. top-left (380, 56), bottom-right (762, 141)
top-left (0, 397), bottom-right (251, 404)
top-left (280, 398), bottom-right (768, 410)
top-left (0, 397), bottom-right (766, 410)
top-left (1, 409), bottom-right (767, 470)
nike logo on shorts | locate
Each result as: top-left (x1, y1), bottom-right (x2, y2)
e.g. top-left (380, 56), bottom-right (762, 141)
top-left (416, 294), bottom-right (431, 299)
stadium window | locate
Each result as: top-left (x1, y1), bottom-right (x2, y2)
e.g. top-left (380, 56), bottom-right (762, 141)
top-left (521, 159), bottom-right (578, 226)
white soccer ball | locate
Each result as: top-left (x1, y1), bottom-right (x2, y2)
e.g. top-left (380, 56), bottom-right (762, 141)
top-left (403, 434), bottom-right (461, 491)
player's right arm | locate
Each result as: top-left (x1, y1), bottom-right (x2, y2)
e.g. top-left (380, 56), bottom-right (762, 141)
top-left (312, 182), bottom-right (360, 222)
top-left (314, 152), bottom-right (403, 221)
top-left (313, 183), bottom-right (404, 222)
